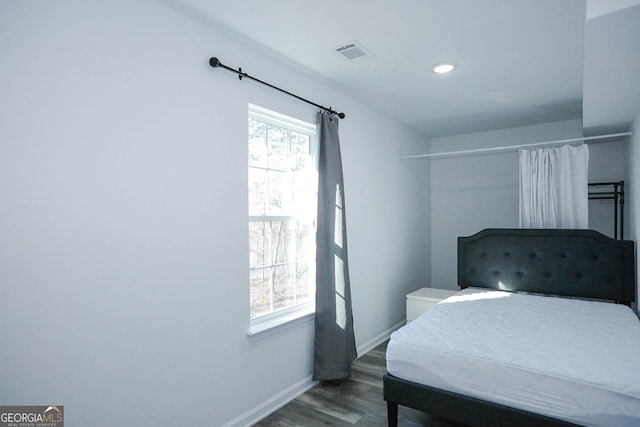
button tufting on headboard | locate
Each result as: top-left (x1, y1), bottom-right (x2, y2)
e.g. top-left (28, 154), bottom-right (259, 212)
top-left (458, 228), bottom-right (636, 304)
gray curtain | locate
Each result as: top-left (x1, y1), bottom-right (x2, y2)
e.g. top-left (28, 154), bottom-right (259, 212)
top-left (313, 111), bottom-right (357, 381)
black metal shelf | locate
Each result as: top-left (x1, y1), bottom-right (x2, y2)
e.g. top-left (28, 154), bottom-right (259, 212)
top-left (588, 181), bottom-right (624, 239)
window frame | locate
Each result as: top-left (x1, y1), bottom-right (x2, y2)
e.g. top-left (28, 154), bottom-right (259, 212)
top-left (247, 104), bottom-right (318, 336)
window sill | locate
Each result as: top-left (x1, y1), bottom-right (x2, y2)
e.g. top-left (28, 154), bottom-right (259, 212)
top-left (248, 306), bottom-right (315, 340)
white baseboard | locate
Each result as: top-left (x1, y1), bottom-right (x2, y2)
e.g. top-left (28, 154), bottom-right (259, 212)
top-left (356, 320), bottom-right (405, 357)
top-left (222, 320), bottom-right (405, 427)
top-left (220, 375), bottom-right (318, 427)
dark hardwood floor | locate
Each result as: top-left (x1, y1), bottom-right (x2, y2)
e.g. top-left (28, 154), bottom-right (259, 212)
top-left (254, 340), bottom-right (463, 427)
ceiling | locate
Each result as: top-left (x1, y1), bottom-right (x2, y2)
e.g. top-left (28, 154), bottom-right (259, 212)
top-left (164, 0), bottom-right (640, 139)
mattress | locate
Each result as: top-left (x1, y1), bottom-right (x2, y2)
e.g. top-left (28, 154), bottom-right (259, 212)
top-left (386, 288), bottom-right (640, 427)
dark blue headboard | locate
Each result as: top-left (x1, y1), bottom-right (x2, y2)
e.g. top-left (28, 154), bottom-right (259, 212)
top-left (458, 228), bottom-right (636, 304)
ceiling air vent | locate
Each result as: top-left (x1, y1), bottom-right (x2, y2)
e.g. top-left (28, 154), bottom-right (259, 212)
top-left (335, 41), bottom-right (375, 62)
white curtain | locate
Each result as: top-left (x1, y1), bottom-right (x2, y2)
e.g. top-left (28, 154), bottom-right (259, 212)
top-left (519, 144), bottom-right (589, 229)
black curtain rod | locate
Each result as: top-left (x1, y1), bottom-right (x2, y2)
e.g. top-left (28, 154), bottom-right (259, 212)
top-left (209, 57), bottom-right (345, 119)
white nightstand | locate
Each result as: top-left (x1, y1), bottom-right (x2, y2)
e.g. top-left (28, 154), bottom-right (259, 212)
top-left (406, 287), bottom-right (458, 322)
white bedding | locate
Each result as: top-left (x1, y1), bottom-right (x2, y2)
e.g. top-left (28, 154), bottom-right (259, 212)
top-left (386, 288), bottom-right (640, 427)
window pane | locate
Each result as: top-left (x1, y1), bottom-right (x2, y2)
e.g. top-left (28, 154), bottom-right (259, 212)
top-left (290, 132), bottom-right (309, 153)
top-left (250, 268), bottom-right (271, 318)
top-left (248, 120), bottom-right (267, 167)
top-left (248, 167), bottom-right (266, 216)
top-left (292, 170), bottom-right (315, 218)
top-left (267, 170), bottom-right (292, 215)
top-left (296, 220), bottom-right (315, 261)
top-left (267, 125), bottom-right (289, 171)
top-left (249, 221), bottom-right (270, 268)
top-left (271, 221), bottom-right (294, 265)
top-left (273, 264), bottom-right (293, 312)
top-left (295, 262), bottom-right (314, 301)
top-left (290, 132), bottom-right (310, 172)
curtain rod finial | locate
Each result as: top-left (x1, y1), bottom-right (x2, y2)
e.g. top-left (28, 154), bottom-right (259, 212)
top-left (209, 57), bottom-right (221, 68)
top-left (328, 107), bottom-right (345, 119)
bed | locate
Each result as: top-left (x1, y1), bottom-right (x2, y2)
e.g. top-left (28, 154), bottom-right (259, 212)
top-left (384, 228), bottom-right (640, 427)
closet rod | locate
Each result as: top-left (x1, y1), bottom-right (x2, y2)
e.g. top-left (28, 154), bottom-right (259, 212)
top-left (209, 57), bottom-right (345, 119)
top-left (401, 132), bottom-right (633, 160)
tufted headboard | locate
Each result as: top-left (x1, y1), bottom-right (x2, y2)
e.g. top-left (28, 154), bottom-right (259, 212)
top-left (458, 228), bottom-right (636, 305)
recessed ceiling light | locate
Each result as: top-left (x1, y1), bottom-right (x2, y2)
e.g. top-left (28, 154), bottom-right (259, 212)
top-left (433, 63), bottom-right (456, 74)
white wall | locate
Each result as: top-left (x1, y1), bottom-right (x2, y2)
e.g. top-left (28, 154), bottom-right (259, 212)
top-left (428, 120), bottom-right (626, 289)
top-left (0, 1), bottom-right (429, 425)
top-left (625, 109), bottom-right (640, 314)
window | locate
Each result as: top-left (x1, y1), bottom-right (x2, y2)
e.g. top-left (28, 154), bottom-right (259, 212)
top-left (248, 104), bottom-right (317, 334)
